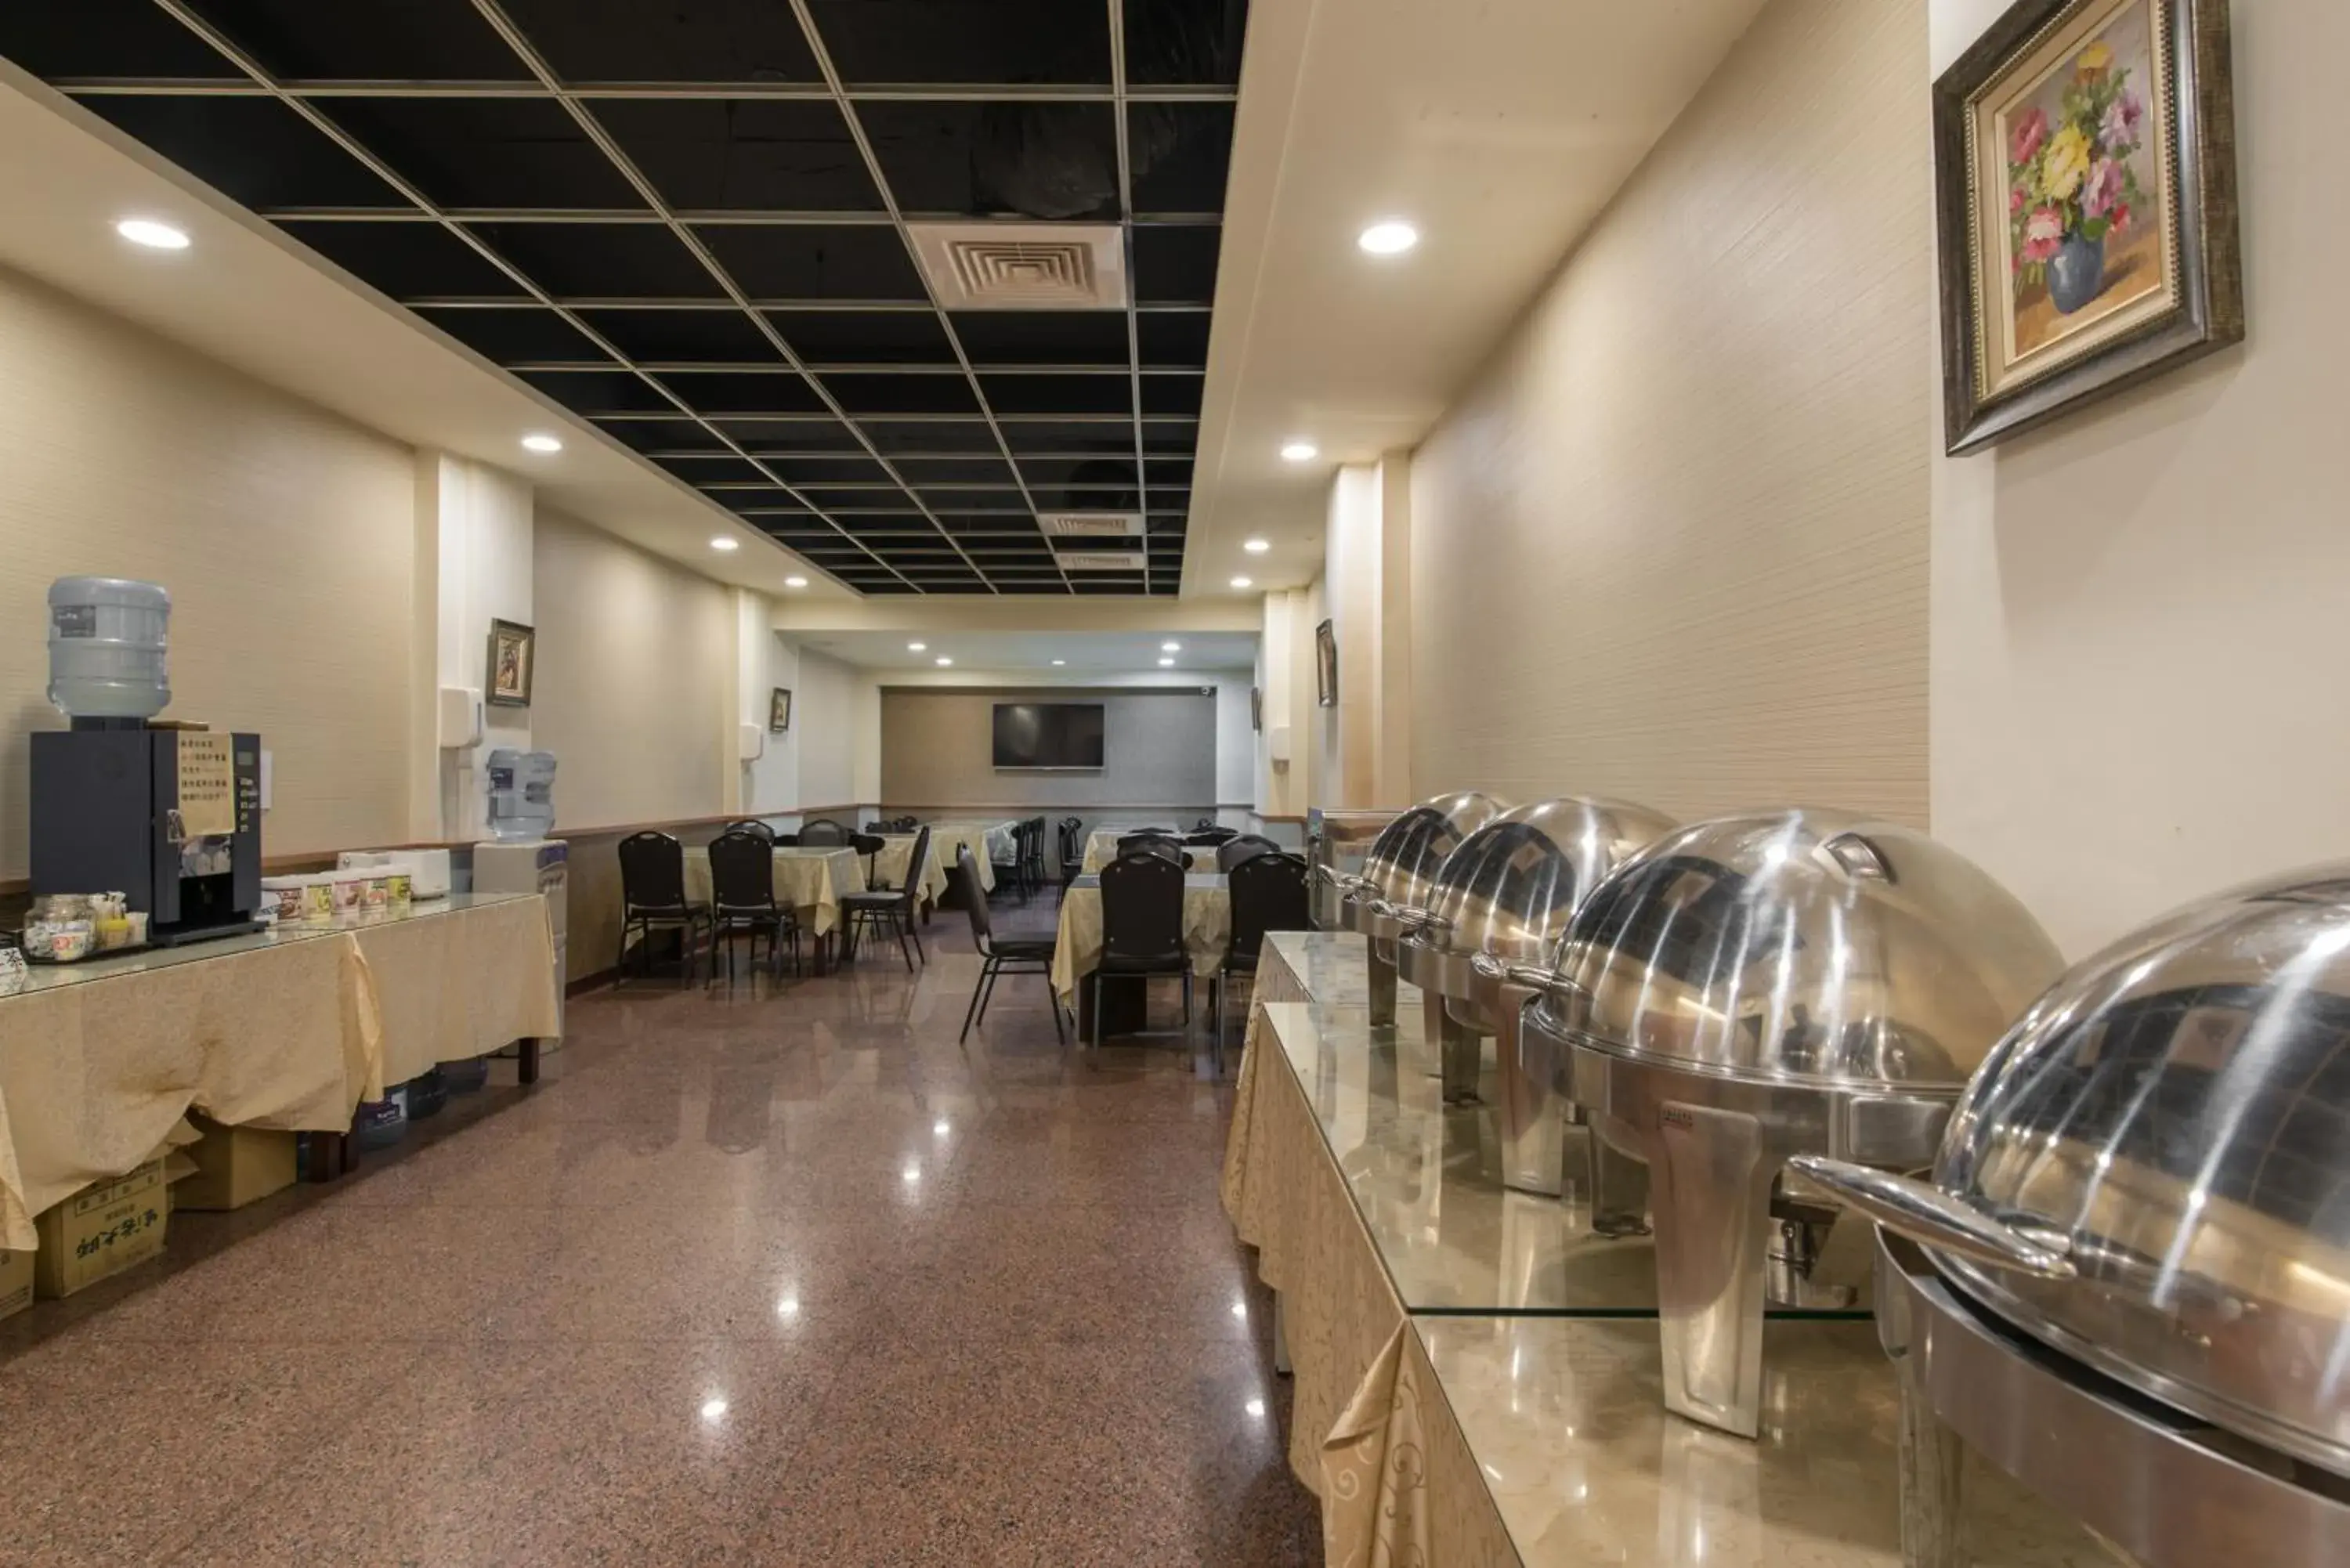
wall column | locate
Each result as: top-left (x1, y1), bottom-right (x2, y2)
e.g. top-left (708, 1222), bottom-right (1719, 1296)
top-left (417, 452), bottom-right (533, 843)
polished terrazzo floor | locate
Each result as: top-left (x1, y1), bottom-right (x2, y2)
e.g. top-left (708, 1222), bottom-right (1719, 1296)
top-left (0, 888), bottom-right (1318, 1566)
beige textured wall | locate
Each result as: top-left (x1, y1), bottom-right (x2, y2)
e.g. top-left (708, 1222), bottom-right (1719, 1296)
top-left (1929, 0), bottom-right (2350, 955)
top-left (1409, 0), bottom-right (1930, 826)
top-left (528, 508), bottom-right (732, 831)
top-left (0, 262), bottom-right (416, 878)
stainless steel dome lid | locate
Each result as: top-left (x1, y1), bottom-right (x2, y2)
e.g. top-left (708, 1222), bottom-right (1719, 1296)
top-left (1413, 797), bottom-right (1680, 962)
top-left (1337, 791), bottom-right (1506, 935)
top-left (1538, 809), bottom-right (2063, 1090)
top-left (1797, 865), bottom-right (2350, 1479)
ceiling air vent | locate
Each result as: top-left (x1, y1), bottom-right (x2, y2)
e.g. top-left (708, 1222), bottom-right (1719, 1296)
top-left (1055, 550), bottom-right (1148, 573)
top-left (1039, 511), bottom-right (1142, 540)
top-left (908, 222), bottom-right (1128, 310)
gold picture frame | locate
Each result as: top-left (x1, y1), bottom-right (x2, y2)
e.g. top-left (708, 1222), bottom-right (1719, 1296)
top-left (485, 618), bottom-right (534, 708)
top-left (1936, 0), bottom-right (2240, 453)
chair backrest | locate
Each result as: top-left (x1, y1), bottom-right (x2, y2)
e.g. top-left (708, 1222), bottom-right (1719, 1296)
top-left (1119, 831), bottom-right (1181, 861)
top-left (895, 826), bottom-right (931, 913)
top-left (798, 817), bottom-right (849, 846)
top-left (956, 844), bottom-right (996, 946)
top-left (1227, 851), bottom-right (1311, 963)
top-left (772, 831), bottom-right (800, 847)
top-left (1184, 828), bottom-right (1237, 847)
top-left (1060, 816), bottom-right (1083, 833)
top-left (707, 829), bottom-right (778, 909)
top-left (1098, 848), bottom-right (1187, 961)
top-left (1217, 834), bottom-right (1281, 873)
top-left (723, 818), bottom-right (776, 841)
top-left (851, 833), bottom-right (886, 858)
top-left (1195, 816), bottom-right (1217, 832)
top-left (618, 831), bottom-right (687, 910)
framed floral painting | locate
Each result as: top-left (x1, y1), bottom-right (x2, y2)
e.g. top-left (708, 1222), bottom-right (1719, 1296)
top-left (1935, 0), bottom-right (2240, 453)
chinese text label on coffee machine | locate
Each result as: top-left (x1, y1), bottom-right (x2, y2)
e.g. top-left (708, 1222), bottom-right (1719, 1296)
top-left (29, 577), bottom-right (263, 945)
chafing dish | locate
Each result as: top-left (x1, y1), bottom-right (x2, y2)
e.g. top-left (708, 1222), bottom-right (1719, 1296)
top-left (1323, 792), bottom-right (1506, 1029)
top-left (1386, 798), bottom-right (1676, 1216)
top-left (1524, 808), bottom-right (2063, 1438)
top-left (1306, 808), bottom-right (1398, 930)
top-left (1795, 866), bottom-right (2350, 1565)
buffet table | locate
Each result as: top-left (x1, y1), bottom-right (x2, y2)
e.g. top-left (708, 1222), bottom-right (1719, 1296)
top-left (681, 844), bottom-right (865, 936)
top-left (1224, 933), bottom-right (2111, 1566)
top-left (874, 832), bottom-right (949, 909)
top-left (0, 892), bottom-right (559, 1250)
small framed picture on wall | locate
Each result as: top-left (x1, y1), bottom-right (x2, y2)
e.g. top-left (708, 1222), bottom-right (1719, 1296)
top-left (769, 688), bottom-right (794, 732)
top-left (1314, 620), bottom-right (1338, 708)
top-left (486, 619), bottom-right (534, 708)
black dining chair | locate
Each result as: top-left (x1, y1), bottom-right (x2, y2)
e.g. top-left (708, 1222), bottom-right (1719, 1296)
top-left (1216, 833), bottom-right (1282, 873)
top-left (991, 825), bottom-right (1025, 901)
top-left (722, 818), bottom-right (776, 841)
top-left (797, 817), bottom-right (850, 847)
top-left (840, 826), bottom-right (930, 971)
top-left (707, 829), bottom-right (801, 984)
top-left (1213, 851), bottom-right (1311, 1061)
top-left (1118, 832), bottom-right (1184, 865)
top-left (1021, 816), bottom-right (1050, 893)
top-left (953, 845), bottom-right (1064, 1044)
top-left (1186, 826), bottom-right (1238, 847)
top-left (1058, 817), bottom-right (1085, 884)
top-left (616, 831), bottom-right (710, 983)
top-left (1091, 847), bottom-right (1193, 1048)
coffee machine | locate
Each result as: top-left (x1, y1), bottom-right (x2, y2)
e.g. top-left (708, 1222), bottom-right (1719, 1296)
top-left (30, 727), bottom-right (265, 945)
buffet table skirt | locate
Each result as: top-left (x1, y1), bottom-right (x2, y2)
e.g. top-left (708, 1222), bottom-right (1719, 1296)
top-left (0, 894), bottom-right (556, 1249)
top-left (1324, 1321), bottom-right (1517, 1568)
top-left (1221, 997), bottom-right (1407, 1494)
top-left (355, 894), bottom-right (562, 1086)
top-left (1048, 874), bottom-right (1231, 1003)
top-left (682, 845), bottom-right (866, 936)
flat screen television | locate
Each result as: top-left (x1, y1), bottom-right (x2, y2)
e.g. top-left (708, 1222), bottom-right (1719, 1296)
top-left (992, 703), bottom-right (1104, 770)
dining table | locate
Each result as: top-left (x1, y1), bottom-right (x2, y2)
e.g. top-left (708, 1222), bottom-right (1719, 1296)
top-left (682, 844), bottom-right (866, 937)
top-left (1079, 830), bottom-right (1220, 874)
top-left (873, 832), bottom-right (949, 912)
top-left (919, 821), bottom-right (1020, 894)
top-left (1048, 871), bottom-right (1231, 1006)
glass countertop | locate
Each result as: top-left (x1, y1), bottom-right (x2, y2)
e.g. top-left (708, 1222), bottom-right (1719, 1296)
top-left (1253, 930), bottom-right (1873, 1319)
top-left (4, 891), bottom-right (538, 1001)
top-left (1417, 1315), bottom-right (2121, 1567)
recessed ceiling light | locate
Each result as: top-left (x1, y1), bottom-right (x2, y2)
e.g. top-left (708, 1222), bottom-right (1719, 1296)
top-left (520, 433), bottom-right (563, 454)
top-left (710, 537), bottom-right (739, 552)
top-left (1050, 659), bottom-right (1066, 666)
top-left (1358, 219), bottom-right (1420, 256)
top-left (1158, 657), bottom-right (1175, 667)
top-left (1162, 641), bottom-right (1181, 652)
top-left (1243, 538), bottom-right (1271, 555)
top-left (1231, 576), bottom-right (1253, 590)
top-left (114, 218), bottom-right (190, 251)
top-left (783, 576), bottom-right (808, 588)
top-left (1279, 439), bottom-right (1318, 463)
top-left (908, 641), bottom-right (927, 652)
top-left (935, 656), bottom-right (953, 667)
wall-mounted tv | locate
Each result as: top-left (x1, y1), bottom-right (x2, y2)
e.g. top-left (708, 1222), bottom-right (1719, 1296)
top-left (992, 703), bottom-right (1104, 770)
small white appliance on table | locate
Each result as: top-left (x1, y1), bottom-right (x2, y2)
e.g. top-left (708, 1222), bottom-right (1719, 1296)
top-left (473, 839), bottom-right (569, 1039)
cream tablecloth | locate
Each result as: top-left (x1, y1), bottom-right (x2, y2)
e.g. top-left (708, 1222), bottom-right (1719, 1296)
top-left (873, 833), bottom-right (949, 906)
top-left (1048, 873), bottom-right (1231, 1003)
top-left (0, 894), bottom-right (557, 1250)
top-left (682, 845), bottom-right (866, 936)
top-left (1079, 830), bottom-right (1219, 874)
top-left (920, 822), bottom-right (1017, 894)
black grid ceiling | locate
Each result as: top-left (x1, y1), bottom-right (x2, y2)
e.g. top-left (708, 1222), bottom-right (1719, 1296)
top-left (0, 0), bottom-right (1248, 597)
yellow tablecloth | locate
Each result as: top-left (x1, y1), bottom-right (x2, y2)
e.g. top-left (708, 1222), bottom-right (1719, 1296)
top-left (1220, 997), bottom-right (1408, 1497)
top-left (0, 894), bottom-right (557, 1250)
top-left (682, 845), bottom-right (866, 936)
top-left (354, 894), bottom-right (562, 1086)
top-left (1079, 830), bottom-right (1219, 873)
top-left (1048, 873), bottom-right (1231, 1002)
top-left (874, 833), bottom-right (949, 906)
top-left (922, 822), bottom-right (1018, 893)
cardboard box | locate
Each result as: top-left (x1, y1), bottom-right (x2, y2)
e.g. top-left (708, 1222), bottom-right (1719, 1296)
top-left (34, 1160), bottom-right (169, 1299)
top-left (173, 1118), bottom-right (298, 1211)
top-left (0, 1247), bottom-right (32, 1321)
